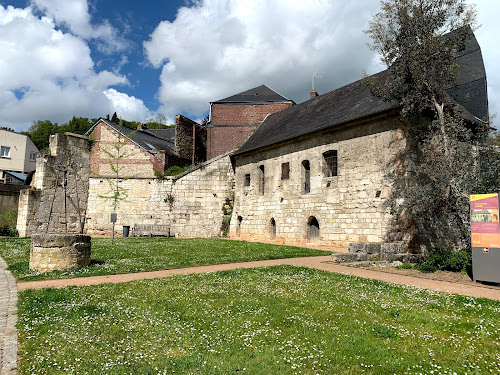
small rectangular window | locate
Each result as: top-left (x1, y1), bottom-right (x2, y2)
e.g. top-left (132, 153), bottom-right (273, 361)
top-left (323, 150), bottom-right (338, 177)
top-left (281, 162), bottom-right (290, 180)
top-left (0, 146), bottom-right (10, 158)
top-left (30, 151), bottom-right (38, 161)
top-left (244, 174), bottom-right (251, 187)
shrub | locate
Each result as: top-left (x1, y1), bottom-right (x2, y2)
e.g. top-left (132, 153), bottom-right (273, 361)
top-left (164, 165), bottom-right (190, 176)
top-left (418, 249), bottom-right (470, 273)
top-left (0, 225), bottom-right (19, 237)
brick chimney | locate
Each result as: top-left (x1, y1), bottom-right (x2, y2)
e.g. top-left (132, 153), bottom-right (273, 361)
top-left (153, 150), bottom-right (166, 173)
top-left (137, 123), bottom-right (148, 130)
top-left (310, 89), bottom-right (319, 100)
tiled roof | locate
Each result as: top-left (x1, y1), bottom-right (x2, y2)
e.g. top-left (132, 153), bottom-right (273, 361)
top-left (87, 119), bottom-right (176, 155)
top-left (213, 85), bottom-right (294, 104)
top-left (234, 33), bottom-right (488, 156)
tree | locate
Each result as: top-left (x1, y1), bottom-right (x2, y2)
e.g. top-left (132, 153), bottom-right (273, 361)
top-left (365, 0), bottom-right (493, 252)
top-left (111, 112), bottom-right (119, 123)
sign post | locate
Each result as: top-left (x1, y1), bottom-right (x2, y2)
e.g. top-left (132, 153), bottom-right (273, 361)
top-left (470, 194), bottom-right (500, 283)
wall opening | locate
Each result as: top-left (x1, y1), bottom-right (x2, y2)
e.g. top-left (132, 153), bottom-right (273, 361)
top-left (307, 216), bottom-right (320, 243)
top-left (323, 150), bottom-right (338, 177)
top-left (236, 216), bottom-right (242, 238)
top-left (302, 160), bottom-right (310, 193)
top-left (269, 218), bottom-right (276, 239)
top-left (259, 165), bottom-right (265, 195)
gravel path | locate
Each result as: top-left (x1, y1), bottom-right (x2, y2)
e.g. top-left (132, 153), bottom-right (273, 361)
top-left (0, 257), bottom-right (17, 374)
top-left (16, 256), bottom-right (500, 301)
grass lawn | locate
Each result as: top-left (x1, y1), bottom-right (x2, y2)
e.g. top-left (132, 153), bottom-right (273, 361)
top-left (0, 237), bottom-right (330, 281)
top-left (17, 266), bottom-right (500, 374)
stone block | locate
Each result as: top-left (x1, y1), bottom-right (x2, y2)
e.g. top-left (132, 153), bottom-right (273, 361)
top-left (380, 242), bottom-right (407, 254)
top-left (331, 253), bottom-right (368, 263)
top-left (348, 242), bottom-right (365, 253)
top-left (365, 242), bottom-right (381, 254)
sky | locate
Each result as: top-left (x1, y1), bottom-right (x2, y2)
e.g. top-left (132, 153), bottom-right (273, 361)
top-left (0, 0), bottom-right (498, 132)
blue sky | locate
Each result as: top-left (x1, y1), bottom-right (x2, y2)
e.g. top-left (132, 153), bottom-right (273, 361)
top-left (0, 0), bottom-right (499, 131)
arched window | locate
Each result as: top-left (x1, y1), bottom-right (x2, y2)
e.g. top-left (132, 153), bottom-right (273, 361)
top-left (307, 216), bottom-right (319, 242)
top-left (269, 218), bottom-right (276, 239)
top-left (302, 160), bottom-right (310, 193)
top-left (236, 216), bottom-right (243, 238)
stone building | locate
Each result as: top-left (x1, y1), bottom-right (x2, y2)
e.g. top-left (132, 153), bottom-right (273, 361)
top-left (229, 33), bottom-right (488, 251)
top-left (207, 85), bottom-right (294, 159)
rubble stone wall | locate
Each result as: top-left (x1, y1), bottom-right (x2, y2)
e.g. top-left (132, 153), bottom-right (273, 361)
top-left (17, 133), bottom-right (90, 237)
top-left (85, 153), bottom-right (234, 238)
top-left (230, 115), bottom-right (405, 251)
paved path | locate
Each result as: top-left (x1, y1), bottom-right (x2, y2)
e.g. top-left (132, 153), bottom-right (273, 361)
top-left (17, 256), bottom-right (500, 301)
top-left (0, 257), bottom-right (17, 375)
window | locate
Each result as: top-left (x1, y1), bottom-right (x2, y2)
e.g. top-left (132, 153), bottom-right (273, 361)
top-left (236, 216), bottom-right (243, 238)
top-left (281, 162), bottom-right (290, 180)
top-left (1, 146), bottom-right (10, 158)
top-left (323, 150), bottom-right (338, 177)
top-left (259, 165), bottom-right (265, 195)
top-left (30, 151), bottom-right (38, 161)
top-left (302, 160), bottom-right (310, 193)
top-left (244, 174), bottom-right (251, 187)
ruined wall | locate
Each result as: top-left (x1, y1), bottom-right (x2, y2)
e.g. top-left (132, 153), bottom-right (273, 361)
top-left (175, 115), bottom-right (207, 163)
top-left (207, 102), bottom-right (293, 159)
top-left (17, 133), bottom-right (90, 237)
top-left (0, 184), bottom-right (26, 226)
top-left (85, 153), bottom-right (234, 238)
top-left (230, 116), bottom-right (404, 251)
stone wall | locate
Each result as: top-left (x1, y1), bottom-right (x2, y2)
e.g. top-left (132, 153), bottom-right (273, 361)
top-left (175, 115), bottom-right (207, 163)
top-left (230, 115), bottom-right (405, 251)
top-left (85, 153), bottom-right (234, 238)
top-left (17, 133), bottom-right (90, 237)
top-left (0, 184), bottom-right (26, 226)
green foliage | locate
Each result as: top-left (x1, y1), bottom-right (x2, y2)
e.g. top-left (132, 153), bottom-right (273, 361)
top-left (0, 225), bottom-right (18, 237)
top-left (396, 262), bottom-right (414, 269)
top-left (164, 165), bottom-right (190, 176)
top-left (365, 0), bottom-right (492, 251)
top-left (418, 249), bottom-right (470, 273)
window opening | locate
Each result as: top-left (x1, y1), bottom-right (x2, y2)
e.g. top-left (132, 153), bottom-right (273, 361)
top-left (259, 165), bottom-right (265, 195)
top-left (281, 162), bottom-right (290, 180)
top-left (244, 174), bottom-right (251, 187)
top-left (302, 160), bottom-right (310, 193)
top-left (30, 151), bottom-right (38, 161)
top-left (323, 150), bottom-right (338, 177)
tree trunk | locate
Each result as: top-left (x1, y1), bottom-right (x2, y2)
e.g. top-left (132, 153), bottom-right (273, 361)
top-left (433, 97), bottom-right (450, 158)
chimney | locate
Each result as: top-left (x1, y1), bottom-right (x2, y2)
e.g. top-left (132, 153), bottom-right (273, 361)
top-left (137, 123), bottom-right (148, 130)
top-left (310, 89), bottom-right (319, 100)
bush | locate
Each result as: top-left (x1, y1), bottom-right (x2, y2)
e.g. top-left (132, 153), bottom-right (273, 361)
top-left (164, 165), bottom-right (190, 176)
top-left (0, 225), bottom-right (19, 237)
top-left (418, 249), bottom-right (470, 273)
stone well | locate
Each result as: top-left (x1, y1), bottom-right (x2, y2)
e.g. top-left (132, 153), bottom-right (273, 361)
top-left (30, 233), bottom-right (91, 272)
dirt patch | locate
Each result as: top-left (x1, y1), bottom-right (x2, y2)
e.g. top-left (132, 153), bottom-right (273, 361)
top-left (351, 263), bottom-right (500, 288)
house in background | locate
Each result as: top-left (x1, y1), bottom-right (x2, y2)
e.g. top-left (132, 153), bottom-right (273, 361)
top-left (206, 85), bottom-right (295, 159)
top-left (86, 116), bottom-right (206, 178)
top-left (0, 129), bottom-right (40, 184)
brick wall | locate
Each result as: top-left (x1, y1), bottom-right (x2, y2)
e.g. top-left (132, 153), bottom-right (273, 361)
top-left (207, 102), bottom-right (293, 159)
top-left (175, 115), bottom-right (207, 163)
top-left (230, 115), bottom-right (405, 251)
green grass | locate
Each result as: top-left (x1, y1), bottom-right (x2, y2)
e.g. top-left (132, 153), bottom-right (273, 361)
top-left (0, 237), bottom-right (330, 281)
top-left (17, 266), bottom-right (500, 374)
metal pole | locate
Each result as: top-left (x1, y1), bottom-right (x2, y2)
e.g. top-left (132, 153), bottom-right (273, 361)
top-left (192, 123), bottom-right (195, 166)
top-left (74, 174), bottom-right (83, 234)
top-left (63, 170), bottom-right (68, 233)
top-left (46, 173), bottom-right (59, 233)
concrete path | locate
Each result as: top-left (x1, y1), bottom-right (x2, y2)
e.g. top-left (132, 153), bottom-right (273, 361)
top-left (0, 257), bottom-right (17, 375)
top-left (17, 256), bottom-right (500, 301)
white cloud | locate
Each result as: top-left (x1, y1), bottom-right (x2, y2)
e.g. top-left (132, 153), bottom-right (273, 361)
top-left (103, 89), bottom-right (153, 121)
top-left (30, 0), bottom-right (129, 53)
top-left (144, 0), bottom-right (382, 118)
top-left (0, 4), bottom-right (150, 131)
